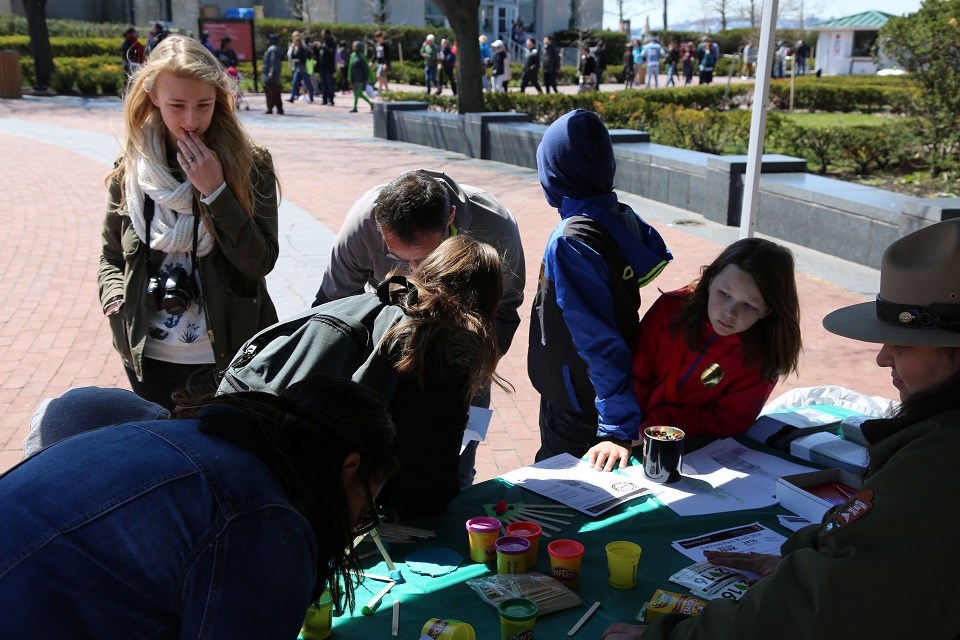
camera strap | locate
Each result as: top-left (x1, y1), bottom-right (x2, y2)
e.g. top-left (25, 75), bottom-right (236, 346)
top-left (142, 194), bottom-right (202, 289)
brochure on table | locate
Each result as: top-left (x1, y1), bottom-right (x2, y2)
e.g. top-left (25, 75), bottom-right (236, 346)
top-left (499, 453), bottom-right (652, 516)
top-left (671, 522), bottom-right (787, 581)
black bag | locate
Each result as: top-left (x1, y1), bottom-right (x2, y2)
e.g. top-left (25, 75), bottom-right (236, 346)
top-left (218, 277), bottom-right (412, 401)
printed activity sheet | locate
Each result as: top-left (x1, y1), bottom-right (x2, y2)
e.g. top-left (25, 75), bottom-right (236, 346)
top-left (671, 522), bottom-right (787, 581)
top-left (499, 453), bottom-right (651, 516)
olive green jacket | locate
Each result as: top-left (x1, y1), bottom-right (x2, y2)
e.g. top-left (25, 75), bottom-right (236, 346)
top-left (98, 153), bottom-right (279, 380)
top-left (646, 407), bottom-right (960, 640)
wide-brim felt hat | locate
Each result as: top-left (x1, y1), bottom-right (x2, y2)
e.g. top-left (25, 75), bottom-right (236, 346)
top-left (823, 218), bottom-right (960, 346)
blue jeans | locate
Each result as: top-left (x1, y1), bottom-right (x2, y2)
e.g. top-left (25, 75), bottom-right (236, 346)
top-left (0, 415), bottom-right (316, 638)
top-left (424, 65), bottom-right (437, 92)
top-left (290, 66), bottom-right (313, 101)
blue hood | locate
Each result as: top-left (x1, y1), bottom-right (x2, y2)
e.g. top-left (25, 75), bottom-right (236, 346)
top-left (537, 109), bottom-right (616, 209)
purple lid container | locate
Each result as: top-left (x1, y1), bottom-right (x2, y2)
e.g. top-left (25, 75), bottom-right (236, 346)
top-left (466, 516), bottom-right (502, 533)
top-left (495, 535), bottom-right (532, 556)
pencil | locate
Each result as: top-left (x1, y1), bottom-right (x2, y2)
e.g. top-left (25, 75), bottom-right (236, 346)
top-left (391, 598), bottom-right (400, 636)
top-left (567, 601), bottom-right (601, 636)
top-left (360, 580), bottom-right (395, 615)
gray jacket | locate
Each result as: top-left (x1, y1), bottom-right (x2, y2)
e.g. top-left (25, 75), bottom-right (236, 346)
top-left (313, 170), bottom-right (525, 355)
top-left (261, 44), bottom-right (282, 85)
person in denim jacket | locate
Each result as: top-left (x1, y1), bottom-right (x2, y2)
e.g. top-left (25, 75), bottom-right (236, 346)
top-left (0, 376), bottom-right (399, 638)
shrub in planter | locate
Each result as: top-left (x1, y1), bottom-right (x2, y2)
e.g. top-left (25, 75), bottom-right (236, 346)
top-left (653, 104), bottom-right (753, 154)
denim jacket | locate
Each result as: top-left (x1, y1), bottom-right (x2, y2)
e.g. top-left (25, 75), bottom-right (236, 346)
top-left (0, 411), bottom-right (316, 639)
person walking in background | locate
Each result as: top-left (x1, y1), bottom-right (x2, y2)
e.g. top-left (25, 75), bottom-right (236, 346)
top-left (642, 38), bottom-right (663, 88)
top-left (665, 41), bottom-right (680, 86)
top-left (795, 38), bottom-right (810, 75)
top-left (623, 42), bottom-right (635, 89)
top-left (347, 41), bottom-right (375, 113)
top-left (199, 30), bottom-right (216, 55)
top-left (479, 34), bottom-right (493, 90)
top-left (317, 29), bottom-right (337, 105)
top-left (120, 27), bottom-right (144, 76)
top-left (520, 37), bottom-right (542, 94)
top-left (337, 40), bottom-right (351, 94)
top-left (741, 39), bottom-right (757, 78)
top-left (529, 109), bottom-right (673, 469)
top-left (287, 31), bottom-right (313, 103)
top-left (578, 44), bottom-right (598, 92)
top-left (261, 33), bottom-right (283, 115)
top-left (373, 30), bottom-right (390, 93)
top-left (632, 39), bottom-right (645, 86)
top-left (0, 376), bottom-right (400, 638)
top-left (437, 38), bottom-right (457, 96)
top-left (492, 39), bottom-right (511, 92)
top-left (216, 35), bottom-right (238, 69)
top-left (683, 42), bottom-right (695, 85)
top-left (421, 34), bottom-right (440, 94)
top-left (698, 37), bottom-right (719, 84)
top-left (541, 35), bottom-right (560, 93)
top-left (592, 39), bottom-right (607, 88)
top-left (145, 22), bottom-right (168, 56)
top-left (98, 35), bottom-right (280, 409)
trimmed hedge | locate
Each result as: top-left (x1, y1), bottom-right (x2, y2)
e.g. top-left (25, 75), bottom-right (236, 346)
top-left (767, 79), bottom-right (918, 114)
top-left (0, 35), bottom-right (119, 57)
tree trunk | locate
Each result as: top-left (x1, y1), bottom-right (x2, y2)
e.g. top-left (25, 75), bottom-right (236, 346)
top-left (24, 0), bottom-right (53, 90)
top-left (433, 0), bottom-right (483, 114)
top-left (663, 0), bottom-right (668, 31)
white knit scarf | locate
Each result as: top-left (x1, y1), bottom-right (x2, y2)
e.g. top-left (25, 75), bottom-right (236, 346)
top-left (126, 131), bottom-right (215, 257)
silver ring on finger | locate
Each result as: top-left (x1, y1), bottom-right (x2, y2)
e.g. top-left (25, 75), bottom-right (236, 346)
top-left (183, 160), bottom-right (191, 168)
top-left (190, 155), bottom-right (196, 161)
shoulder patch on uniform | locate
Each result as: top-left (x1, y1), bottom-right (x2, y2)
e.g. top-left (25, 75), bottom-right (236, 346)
top-left (821, 489), bottom-right (874, 537)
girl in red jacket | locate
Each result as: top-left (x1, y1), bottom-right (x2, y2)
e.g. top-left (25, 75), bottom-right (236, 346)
top-left (632, 238), bottom-right (802, 438)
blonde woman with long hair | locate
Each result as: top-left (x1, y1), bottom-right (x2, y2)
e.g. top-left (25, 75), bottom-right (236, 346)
top-left (98, 34), bottom-right (280, 409)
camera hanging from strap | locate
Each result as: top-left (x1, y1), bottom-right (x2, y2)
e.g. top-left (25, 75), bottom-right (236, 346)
top-left (143, 194), bottom-right (202, 293)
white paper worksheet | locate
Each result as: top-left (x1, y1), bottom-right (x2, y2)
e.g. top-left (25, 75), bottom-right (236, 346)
top-left (499, 453), bottom-right (651, 516)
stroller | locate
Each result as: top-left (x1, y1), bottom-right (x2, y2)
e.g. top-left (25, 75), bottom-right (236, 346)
top-left (225, 66), bottom-right (249, 111)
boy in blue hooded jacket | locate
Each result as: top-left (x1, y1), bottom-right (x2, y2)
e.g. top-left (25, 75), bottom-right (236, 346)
top-left (528, 109), bottom-right (673, 471)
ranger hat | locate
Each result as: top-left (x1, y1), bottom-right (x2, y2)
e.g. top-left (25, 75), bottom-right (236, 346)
top-left (823, 218), bottom-right (960, 346)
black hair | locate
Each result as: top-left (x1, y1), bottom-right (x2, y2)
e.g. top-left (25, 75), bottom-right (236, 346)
top-left (178, 375), bottom-right (399, 609)
top-left (373, 170), bottom-right (451, 243)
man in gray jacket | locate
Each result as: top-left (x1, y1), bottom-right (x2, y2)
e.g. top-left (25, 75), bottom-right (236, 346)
top-left (313, 169), bottom-right (525, 485)
top-left (261, 33), bottom-right (283, 115)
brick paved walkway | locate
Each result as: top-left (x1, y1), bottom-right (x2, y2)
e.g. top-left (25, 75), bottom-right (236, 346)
top-left (0, 93), bottom-right (892, 478)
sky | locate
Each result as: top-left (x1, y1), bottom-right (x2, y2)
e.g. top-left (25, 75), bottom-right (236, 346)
top-left (602, 0), bottom-right (924, 31)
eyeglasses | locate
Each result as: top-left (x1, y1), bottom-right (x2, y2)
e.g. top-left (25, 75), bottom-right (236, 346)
top-left (352, 484), bottom-right (385, 537)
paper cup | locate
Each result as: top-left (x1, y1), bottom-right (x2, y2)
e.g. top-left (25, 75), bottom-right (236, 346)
top-left (605, 540), bottom-right (642, 589)
top-left (497, 597), bottom-right (539, 640)
top-left (466, 516), bottom-right (502, 563)
top-left (421, 618), bottom-right (477, 640)
top-left (642, 426), bottom-right (685, 483)
top-left (547, 539), bottom-right (585, 588)
top-left (505, 521), bottom-right (542, 567)
top-left (495, 535), bottom-right (530, 574)
top-left (300, 589), bottom-right (333, 640)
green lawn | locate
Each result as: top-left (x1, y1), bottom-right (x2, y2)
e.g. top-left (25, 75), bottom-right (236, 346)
top-left (780, 112), bottom-right (895, 128)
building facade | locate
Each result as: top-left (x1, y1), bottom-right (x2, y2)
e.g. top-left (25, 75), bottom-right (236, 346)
top-left (31, 0), bottom-right (602, 41)
top-left (811, 10), bottom-right (893, 76)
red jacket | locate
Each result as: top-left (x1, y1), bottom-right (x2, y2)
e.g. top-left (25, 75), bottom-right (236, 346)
top-left (631, 290), bottom-right (775, 438)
